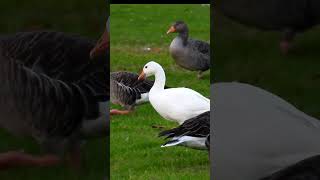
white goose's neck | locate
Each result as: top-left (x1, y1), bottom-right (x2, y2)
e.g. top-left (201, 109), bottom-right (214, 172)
top-left (151, 67), bottom-right (166, 92)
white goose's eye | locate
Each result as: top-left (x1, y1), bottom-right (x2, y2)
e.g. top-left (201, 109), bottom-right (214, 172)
top-left (145, 66), bottom-right (148, 69)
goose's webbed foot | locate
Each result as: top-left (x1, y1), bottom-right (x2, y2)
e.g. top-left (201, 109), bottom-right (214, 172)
top-left (197, 71), bottom-right (203, 79)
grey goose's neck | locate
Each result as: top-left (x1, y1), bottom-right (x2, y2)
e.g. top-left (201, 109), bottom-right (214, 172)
top-left (178, 30), bottom-right (188, 46)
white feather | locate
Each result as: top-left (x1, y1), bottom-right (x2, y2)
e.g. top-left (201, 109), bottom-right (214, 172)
top-left (161, 136), bottom-right (207, 150)
top-left (135, 92), bottom-right (149, 104)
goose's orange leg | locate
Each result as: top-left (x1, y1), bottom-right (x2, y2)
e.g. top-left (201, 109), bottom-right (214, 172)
top-left (0, 151), bottom-right (61, 170)
top-left (110, 109), bottom-right (132, 115)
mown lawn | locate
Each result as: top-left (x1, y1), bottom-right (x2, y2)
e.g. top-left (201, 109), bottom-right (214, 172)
top-left (111, 4), bottom-right (210, 180)
top-left (0, 0), bottom-right (108, 179)
top-left (213, 10), bottom-right (320, 118)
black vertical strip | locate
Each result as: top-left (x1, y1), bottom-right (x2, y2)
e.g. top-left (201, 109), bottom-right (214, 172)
top-left (210, 1), bottom-right (214, 180)
top-left (210, 0), bottom-right (214, 84)
top-left (105, 1), bottom-right (110, 180)
top-left (111, 0), bottom-right (210, 4)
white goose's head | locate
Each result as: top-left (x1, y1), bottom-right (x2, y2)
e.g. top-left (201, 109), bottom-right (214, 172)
top-left (138, 61), bottom-right (162, 81)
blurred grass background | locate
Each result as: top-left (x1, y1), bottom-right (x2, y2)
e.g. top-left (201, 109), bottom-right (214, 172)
top-left (0, 0), bottom-right (108, 179)
top-left (213, 10), bottom-right (320, 118)
top-left (111, 4), bottom-right (210, 180)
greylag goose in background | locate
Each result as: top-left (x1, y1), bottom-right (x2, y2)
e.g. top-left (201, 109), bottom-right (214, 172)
top-left (159, 111), bottom-right (210, 150)
top-left (215, 0), bottom-right (320, 54)
top-left (90, 16), bottom-right (110, 58)
top-left (167, 21), bottom-right (210, 79)
top-left (0, 31), bottom-right (109, 168)
top-left (110, 71), bottom-right (154, 115)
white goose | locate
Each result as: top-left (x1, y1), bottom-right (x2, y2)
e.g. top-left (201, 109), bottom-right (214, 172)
top-left (138, 61), bottom-right (210, 124)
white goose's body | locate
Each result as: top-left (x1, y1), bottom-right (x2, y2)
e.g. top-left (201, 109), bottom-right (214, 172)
top-left (140, 61), bottom-right (210, 124)
top-left (149, 87), bottom-right (209, 124)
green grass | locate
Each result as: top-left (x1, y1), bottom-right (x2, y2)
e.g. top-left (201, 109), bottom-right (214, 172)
top-left (213, 11), bottom-right (320, 118)
top-left (111, 4), bottom-right (210, 180)
top-left (0, 1), bottom-right (108, 179)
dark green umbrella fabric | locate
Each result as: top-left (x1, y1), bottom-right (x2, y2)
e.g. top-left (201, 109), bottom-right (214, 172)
top-left (212, 82), bottom-right (320, 180)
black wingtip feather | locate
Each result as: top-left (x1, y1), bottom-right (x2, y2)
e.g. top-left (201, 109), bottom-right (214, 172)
top-left (158, 128), bottom-right (178, 138)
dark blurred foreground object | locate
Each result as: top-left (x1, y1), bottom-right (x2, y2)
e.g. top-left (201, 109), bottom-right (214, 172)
top-left (212, 82), bottom-right (320, 180)
top-left (0, 31), bottom-right (109, 169)
top-left (167, 21), bottom-right (210, 79)
top-left (215, 0), bottom-right (320, 54)
top-left (261, 155), bottom-right (320, 180)
top-left (159, 111), bottom-right (210, 150)
top-left (90, 16), bottom-right (109, 59)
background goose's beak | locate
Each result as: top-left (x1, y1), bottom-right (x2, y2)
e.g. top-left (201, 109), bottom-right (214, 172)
top-left (138, 71), bottom-right (146, 81)
top-left (90, 29), bottom-right (109, 59)
top-left (166, 26), bottom-right (176, 34)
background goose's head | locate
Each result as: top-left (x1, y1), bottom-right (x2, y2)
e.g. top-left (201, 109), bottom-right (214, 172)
top-left (167, 21), bottom-right (188, 34)
top-left (138, 61), bottom-right (162, 80)
top-left (90, 16), bottom-right (110, 59)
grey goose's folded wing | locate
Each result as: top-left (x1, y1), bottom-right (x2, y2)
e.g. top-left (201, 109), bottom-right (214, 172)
top-left (189, 39), bottom-right (210, 56)
top-left (111, 71), bottom-right (153, 93)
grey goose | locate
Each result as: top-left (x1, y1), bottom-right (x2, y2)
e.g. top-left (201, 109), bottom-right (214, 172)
top-left (212, 82), bottom-right (320, 180)
top-left (0, 30), bottom-right (109, 168)
top-left (167, 21), bottom-right (210, 79)
top-left (215, 0), bottom-right (320, 54)
top-left (110, 71), bottom-right (154, 115)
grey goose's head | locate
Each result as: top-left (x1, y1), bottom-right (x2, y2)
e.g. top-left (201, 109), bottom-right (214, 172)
top-left (167, 21), bottom-right (189, 35)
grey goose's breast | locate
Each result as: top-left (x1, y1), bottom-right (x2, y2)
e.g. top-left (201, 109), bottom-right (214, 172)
top-left (169, 37), bottom-right (210, 71)
top-left (212, 82), bottom-right (320, 180)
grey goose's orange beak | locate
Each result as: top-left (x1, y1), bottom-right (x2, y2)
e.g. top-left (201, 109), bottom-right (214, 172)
top-left (138, 71), bottom-right (146, 81)
top-left (90, 28), bottom-right (109, 59)
top-left (166, 26), bottom-right (176, 34)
